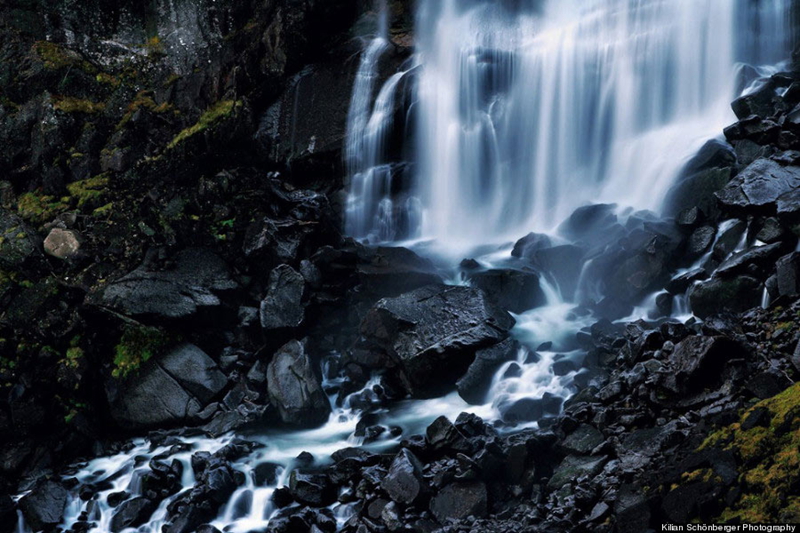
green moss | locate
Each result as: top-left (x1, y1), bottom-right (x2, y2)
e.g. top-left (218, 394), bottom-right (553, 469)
top-left (703, 382), bottom-right (800, 522)
top-left (64, 346), bottom-right (83, 370)
top-left (116, 91), bottom-right (175, 130)
top-left (168, 100), bottom-right (241, 149)
top-left (53, 96), bottom-right (105, 114)
top-left (17, 192), bottom-right (70, 224)
top-left (93, 202), bottom-right (113, 217)
top-left (67, 175), bottom-right (108, 208)
top-left (34, 41), bottom-right (96, 73)
top-left (113, 325), bottom-right (175, 379)
top-left (144, 36), bottom-right (166, 57)
top-left (95, 72), bottom-right (120, 87)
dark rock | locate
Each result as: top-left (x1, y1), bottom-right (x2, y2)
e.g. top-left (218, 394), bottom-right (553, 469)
top-left (354, 246), bottom-right (442, 299)
top-left (560, 424), bottom-right (604, 455)
top-left (731, 80), bottom-right (780, 119)
top-left (777, 188), bottom-right (800, 223)
top-left (382, 448), bottom-right (426, 505)
top-left (95, 248), bottom-right (237, 321)
top-left (776, 252), bottom-right (800, 297)
top-left (746, 370), bottom-right (792, 400)
top-left (713, 220), bottom-right (748, 261)
top-left (18, 480), bottom-right (68, 532)
top-left (756, 217), bottom-right (787, 243)
top-left (511, 232), bottom-right (552, 259)
top-left (680, 139), bottom-right (736, 176)
top-left (716, 159), bottom-right (800, 213)
top-left (665, 167), bottom-right (732, 219)
top-left (547, 455), bottom-right (607, 490)
top-left (469, 268), bottom-right (546, 313)
top-left (260, 264), bottom-right (306, 330)
top-left (159, 344), bottom-right (228, 404)
top-left (688, 276), bottom-right (762, 319)
top-left (426, 416), bottom-right (468, 452)
top-left (110, 497), bottom-right (157, 532)
top-left (660, 336), bottom-right (746, 394)
top-left (559, 204), bottom-right (618, 243)
top-left (676, 206), bottom-right (704, 228)
top-left (666, 268), bottom-right (706, 294)
top-left (457, 338), bottom-right (520, 405)
top-left (615, 485), bottom-right (650, 533)
top-left (254, 462), bottom-right (283, 486)
top-left (288, 471), bottom-right (334, 507)
top-left (687, 226), bottom-right (716, 257)
top-left (430, 481), bottom-right (488, 523)
top-left (662, 482), bottom-right (723, 523)
top-left (528, 245), bottom-right (586, 301)
top-left (500, 393), bottom-right (563, 424)
top-left (267, 339), bottom-right (330, 427)
top-left (355, 284), bottom-right (515, 396)
top-left (715, 242), bottom-right (784, 278)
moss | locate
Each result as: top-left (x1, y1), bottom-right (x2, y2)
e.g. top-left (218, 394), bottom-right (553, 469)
top-left (34, 41), bottom-right (96, 73)
top-left (53, 96), bottom-right (105, 114)
top-left (167, 99), bottom-right (241, 149)
top-left (67, 175), bottom-right (108, 208)
top-left (112, 325), bottom-right (175, 379)
top-left (93, 202), bottom-right (113, 217)
top-left (95, 72), bottom-right (120, 87)
top-left (116, 91), bottom-right (174, 130)
top-left (704, 382), bottom-right (800, 522)
top-left (17, 192), bottom-right (70, 224)
top-left (64, 346), bottom-right (83, 370)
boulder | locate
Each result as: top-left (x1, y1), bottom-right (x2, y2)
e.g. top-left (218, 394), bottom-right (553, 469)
top-left (560, 424), bottom-right (604, 455)
top-left (731, 80), bottom-right (781, 119)
top-left (777, 188), bottom-right (800, 224)
top-left (500, 392), bottom-right (563, 424)
top-left (511, 232), bottom-right (552, 259)
top-left (457, 338), bottom-right (520, 405)
top-left (547, 455), bottom-right (607, 490)
top-left (756, 217), bottom-right (787, 243)
top-left (381, 448), bottom-right (426, 505)
top-left (776, 252), bottom-right (800, 297)
top-left (558, 203), bottom-right (619, 243)
top-left (660, 336), bottom-right (746, 394)
top-left (110, 497), bottom-right (158, 532)
top-left (288, 471), bottom-right (335, 507)
top-left (354, 246), bottom-right (442, 299)
top-left (716, 159), bottom-right (800, 213)
top-left (355, 284), bottom-right (515, 396)
top-left (468, 268), bottom-right (546, 313)
top-left (686, 226), bottom-right (715, 257)
top-left (266, 339), bottom-right (330, 427)
top-left (666, 267), bottom-right (706, 295)
top-left (18, 480), bottom-right (67, 532)
top-left (260, 264), bottom-right (306, 330)
top-left (680, 139), bottom-right (736, 177)
top-left (0, 209), bottom-right (40, 269)
top-left (688, 276), bottom-right (762, 319)
top-left (159, 344), bottom-right (228, 404)
top-left (430, 482), bottom-right (488, 523)
top-left (43, 227), bottom-right (81, 260)
top-left (715, 242), bottom-right (785, 278)
top-left (664, 167), bottom-right (732, 219)
top-left (528, 244), bottom-right (586, 301)
top-left (96, 248), bottom-right (237, 321)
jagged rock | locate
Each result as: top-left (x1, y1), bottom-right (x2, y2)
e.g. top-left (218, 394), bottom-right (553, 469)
top-left (665, 167), bottom-right (733, 219)
top-left (260, 264), bottom-right (306, 330)
top-left (688, 276), bottom-right (762, 319)
top-left (355, 284), bottom-right (515, 396)
top-left (354, 246), bottom-right (442, 299)
top-left (43, 227), bottom-right (81, 260)
top-left (528, 244), bottom-right (586, 301)
top-left (660, 336), bottom-right (746, 394)
top-left (289, 471), bottom-right (334, 507)
top-left (500, 392), bottom-right (563, 424)
top-left (96, 248), bottom-right (238, 321)
top-left (108, 343), bottom-right (226, 429)
top-left (687, 225), bottom-right (716, 257)
top-left (0, 209), bottom-right (40, 269)
top-left (715, 242), bottom-right (785, 278)
top-left (382, 448), bottom-right (426, 505)
top-left (18, 480), bottom-right (67, 532)
top-left (511, 232), bottom-right (552, 259)
top-left (468, 268), bottom-right (546, 313)
top-left (716, 159), bottom-right (800, 213)
top-left (266, 339), bottom-right (330, 427)
top-left (777, 187), bottom-right (800, 223)
top-left (559, 203), bottom-right (619, 243)
top-left (666, 267), bottom-right (706, 295)
top-left (776, 252), bottom-right (800, 297)
top-left (110, 497), bottom-right (157, 532)
top-left (756, 217), bottom-right (787, 243)
top-left (615, 485), bottom-right (651, 533)
top-left (560, 424), bottom-right (604, 455)
top-left (430, 481), bottom-right (488, 523)
top-left (457, 338), bottom-right (520, 405)
top-left (426, 416), bottom-right (469, 452)
top-left (731, 80), bottom-right (781, 119)
top-left (547, 455), bottom-right (607, 490)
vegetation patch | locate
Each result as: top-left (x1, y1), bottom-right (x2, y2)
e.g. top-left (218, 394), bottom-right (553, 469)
top-left (53, 96), bottom-right (106, 114)
top-left (17, 192), bottom-right (70, 224)
top-left (168, 99), bottom-right (240, 149)
top-left (67, 175), bottom-right (109, 207)
top-left (701, 382), bottom-right (800, 522)
top-left (34, 41), bottom-right (96, 73)
top-left (113, 325), bottom-right (175, 379)
top-left (117, 91), bottom-right (175, 130)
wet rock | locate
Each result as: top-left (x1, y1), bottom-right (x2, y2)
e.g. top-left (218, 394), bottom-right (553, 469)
top-left (266, 506), bottom-right (337, 533)
top-left (500, 393), bottom-right (563, 424)
top-left (716, 159), bottom-right (800, 213)
top-left (110, 497), bottom-right (157, 532)
top-left (426, 416), bottom-right (469, 452)
top-left (660, 336), bottom-right (746, 395)
top-left (457, 338), bottom-right (520, 405)
top-left (266, 339), bottom-right (330, 427)
top-left (468, 268), bottom-right (546, 313)
top-left (355, 246), bottom-right (442, 299)
top-left (713, 220), bottom-right (748, 261)
top-left (527, 244), bottom-right (586, 301)
top-left (382, 448), bottom-right (426, 505)
top-left (95, 248), bottom-right (237, 321)
top-left (615, 485), bottom-right (650, 533)
top-left (688, 276), bottom-right (762, 319)
top-left (665, 167), bottom-right (733, 219)
top-left (661, 482), bottom-right (723, 523)
top-left (18, 480), bottom-right (67, 532)
top-left (559, 203), bottom-right (619, 243)
top-left (715, 242), bottom-right (785, 278)
top-left (547, 455), bottom-right (607, 490)
top-left (254, 462), bottom-right (283, 486)
top-left (776, 252), bottom-right (800, 297)
top-left (289, 471), bottom-right (334, 507)
top-left (355, 284), bottom-right (515, 396)
top-left (560, 424), bottom-right (604, 455)
top-left (746, 370), bottom-right (792, 400)
top-left (666, 267), bottom-right (706, 294)
top-left (260, 264), bottom-right (306, 330)
top-left (0, 210), bottom-right (40, 269)
top-left (160, 344), bottom-right (228, 404)
top-left (756, 217), bottom-right (787, 243)
top-left (43, 227), bottom-right (81, 260)
top-left (777, 187), bottom-right (800, 223)
top-left (732, 80), bottom-right (781, 119)
top-left (687, 225), bottom-right (716, 257)
top-left (430, 481), bottom-right (488, 523)
top-left (511, 232), bottom-right (552, 259)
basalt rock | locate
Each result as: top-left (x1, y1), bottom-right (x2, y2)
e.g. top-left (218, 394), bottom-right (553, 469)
top-left (260, 264), bottom-right (306, 330)
top-left (716, 159), bottom-right (800, 213)
top-left (266, 339), bottom-right (330, 427)
top-left (354, 284), bottom-right (515, 397)
top-left (468, 268), bottom-right (546, 313)
top-left (688, 276), bottom-right (762, 319)
top-left (457, 338), bottom-right (520, 405)
top-left (18, 480), bottom-right (68, 532)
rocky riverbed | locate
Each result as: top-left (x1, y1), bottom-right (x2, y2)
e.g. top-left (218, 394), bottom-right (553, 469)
top-left (2, 1), bottom-right (800, 532)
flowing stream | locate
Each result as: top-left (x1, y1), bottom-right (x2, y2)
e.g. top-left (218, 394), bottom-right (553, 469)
top-left (17, 1), bottom-right (796, 531)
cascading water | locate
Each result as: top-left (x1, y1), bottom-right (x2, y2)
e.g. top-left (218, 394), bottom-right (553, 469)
top-left (347, 0), bottom-right (793, 254)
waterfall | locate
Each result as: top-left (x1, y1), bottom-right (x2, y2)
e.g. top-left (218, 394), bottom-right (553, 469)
top-left (346, 0), bottom-right (794, 254)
